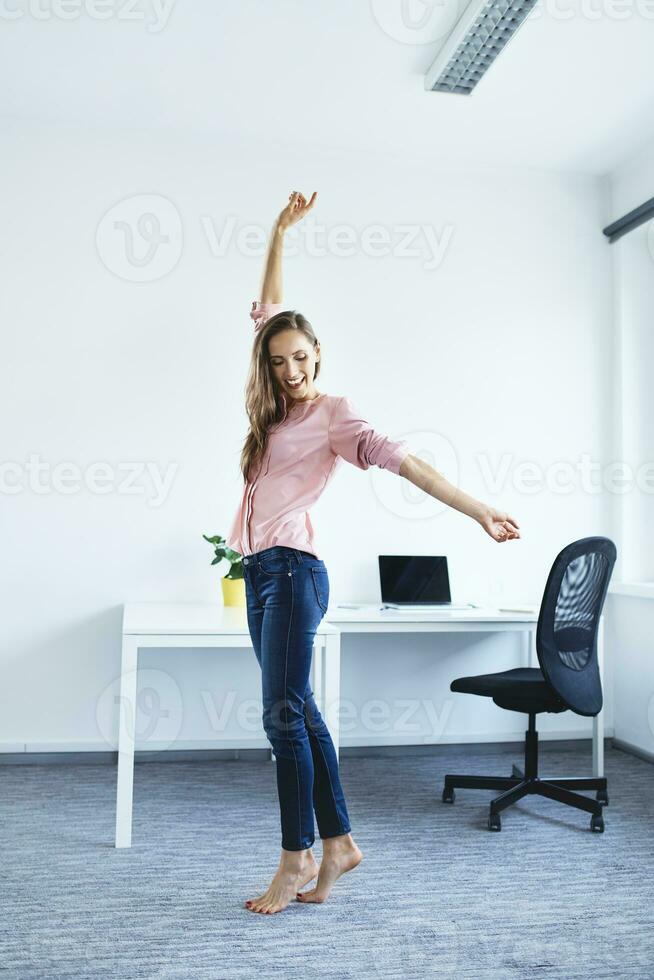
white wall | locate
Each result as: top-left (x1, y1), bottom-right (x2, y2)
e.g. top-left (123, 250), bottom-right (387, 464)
top-left (0, 120), bottom-right (616, 754)
top-left (608, 133), bottom-right (654, 759)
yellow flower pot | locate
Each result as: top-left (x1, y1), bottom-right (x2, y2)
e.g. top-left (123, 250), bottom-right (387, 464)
top-left (221, 576), bottom-right (246, 607)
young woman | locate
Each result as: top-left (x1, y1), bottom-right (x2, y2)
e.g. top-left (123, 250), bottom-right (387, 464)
top-left (227, 191), bottom-right (521, 915)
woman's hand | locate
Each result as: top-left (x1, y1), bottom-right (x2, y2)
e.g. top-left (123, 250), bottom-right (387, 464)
top-left (476, 506), bottom-right (521, 543)
top-left (277, 190), bottom-right (317, 231)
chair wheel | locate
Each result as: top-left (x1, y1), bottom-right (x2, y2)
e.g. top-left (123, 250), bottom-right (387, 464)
top-left (596, 789), bottom-right (609, 806)
top-left (590, 814), bottom-right (605, 833)
top-left (488, 813), bottom-right (501, 832)
top-left (442, 787), bottom-right (455, 804)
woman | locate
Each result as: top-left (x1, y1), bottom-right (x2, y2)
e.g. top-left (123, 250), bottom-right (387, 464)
top-left (227, 191), bottom-right (520, 915)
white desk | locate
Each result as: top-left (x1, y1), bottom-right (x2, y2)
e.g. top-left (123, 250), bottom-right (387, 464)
top-left (115, 603), bottom-right (340, 848)
top-left (326, 606), bottom-right (604, 782)
top-left (115, 602), bottom-right (604, 848)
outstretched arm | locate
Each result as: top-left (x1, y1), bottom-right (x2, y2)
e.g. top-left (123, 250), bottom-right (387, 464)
top-left (399, 454), bottom-right (521, 544)
top-left (259, 191), bottom-right (317, 304)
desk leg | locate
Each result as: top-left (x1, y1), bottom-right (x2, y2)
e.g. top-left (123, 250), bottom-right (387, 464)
top-left (525, 625), bottom-right (537, 667)
top-left (592, 616), bottom-right (605, 778)
top-left (115, 637), bottom-right (138, 848)
top-left (323, 633), bottom-right (341, 761)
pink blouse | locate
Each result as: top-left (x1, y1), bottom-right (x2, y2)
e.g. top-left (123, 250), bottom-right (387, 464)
top-left (226, 301), bottom-right (410, 559)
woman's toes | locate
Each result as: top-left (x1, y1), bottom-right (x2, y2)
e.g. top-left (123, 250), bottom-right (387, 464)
top-left (297, 887), bottom-right (321, 903)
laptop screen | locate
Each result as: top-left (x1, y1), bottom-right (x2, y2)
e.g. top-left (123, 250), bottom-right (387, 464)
top-left (378, 555), bottom-right (451, 604)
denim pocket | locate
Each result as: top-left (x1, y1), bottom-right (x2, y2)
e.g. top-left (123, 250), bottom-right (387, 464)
top-left (311, 566), bottom-right (330, 613)
top-left (258, 554), bottom-right (291, 576)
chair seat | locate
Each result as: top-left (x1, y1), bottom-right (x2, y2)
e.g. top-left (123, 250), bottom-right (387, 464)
top-left (451, 668), bottom-right (565, 714)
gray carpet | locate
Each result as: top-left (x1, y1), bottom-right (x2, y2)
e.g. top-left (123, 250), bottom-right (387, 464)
top-left (1, 743), bottom-right (653, 979)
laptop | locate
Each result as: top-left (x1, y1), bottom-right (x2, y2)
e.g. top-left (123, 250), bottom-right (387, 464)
top-left (377, 555), bottom-right (474, 610)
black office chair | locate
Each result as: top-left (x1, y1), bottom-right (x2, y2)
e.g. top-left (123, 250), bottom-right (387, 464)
top-left (442, 536), bottom-right (617, 832)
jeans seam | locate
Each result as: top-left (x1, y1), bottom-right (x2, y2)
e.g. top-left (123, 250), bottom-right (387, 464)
top-left (258, 563), bottom-right (291, 576)
top-left (310, 567), bottom-right (328, 614)
top-left (284, 565), bottom-right (306, 849)
top-left (315, 732), bottom-right (349, 838)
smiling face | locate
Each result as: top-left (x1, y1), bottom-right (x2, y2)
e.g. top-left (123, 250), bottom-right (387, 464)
top-left (267, 329), bottom-right (321, 402)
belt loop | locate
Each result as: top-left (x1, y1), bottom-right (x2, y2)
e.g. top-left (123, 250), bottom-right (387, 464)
top-left (294, 549), bottom-right (303, 564)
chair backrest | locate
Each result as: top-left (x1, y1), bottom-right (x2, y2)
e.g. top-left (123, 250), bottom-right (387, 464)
top-left (536, 537), bottom-right (617, 717)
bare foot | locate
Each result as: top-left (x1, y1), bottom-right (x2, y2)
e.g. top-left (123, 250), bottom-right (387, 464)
top-left (245, 848), bottom-right (319, 914)
top-left (296, 833), bottom-right (362, 904)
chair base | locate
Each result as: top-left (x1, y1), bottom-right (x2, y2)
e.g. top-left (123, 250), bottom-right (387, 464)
top-left (442, 714), bottom-right (608, 832)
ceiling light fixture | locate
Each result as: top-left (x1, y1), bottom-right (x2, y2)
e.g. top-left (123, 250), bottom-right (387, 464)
top-left (425, 0), bottom-right (538, 96)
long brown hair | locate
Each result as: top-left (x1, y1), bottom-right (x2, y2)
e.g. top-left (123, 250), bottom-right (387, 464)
top-left (240, 310), bottom-right (321, 481)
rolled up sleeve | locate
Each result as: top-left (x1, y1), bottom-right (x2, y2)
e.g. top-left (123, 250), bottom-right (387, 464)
top-left (328, 396), bottom-right (410, 475)
top-left (250, 300), bottom-right (285, 333)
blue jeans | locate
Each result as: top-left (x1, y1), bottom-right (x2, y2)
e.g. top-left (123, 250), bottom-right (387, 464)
top-left (243, 545), bottom-right (352, 851)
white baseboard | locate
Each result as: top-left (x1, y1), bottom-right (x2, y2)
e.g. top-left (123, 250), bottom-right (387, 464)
top-left (0, 727), bottom-right (614, 755)
top-left (341, 728), bottom-right (613, 747)
top-left (612, 737), bottom-right (654, 764)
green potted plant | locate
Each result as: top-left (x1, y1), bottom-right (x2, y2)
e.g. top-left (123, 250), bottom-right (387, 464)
top-left (202, 534), bottom-right (245, 607)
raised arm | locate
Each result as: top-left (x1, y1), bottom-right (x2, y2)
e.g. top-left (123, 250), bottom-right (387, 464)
top-left (250, 191), bottom-right (317, 332)
top-left (398, 454), bottom-right (521, 544)
top-left (259, 191), bottom-right (317, 304)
